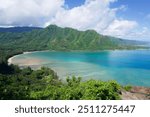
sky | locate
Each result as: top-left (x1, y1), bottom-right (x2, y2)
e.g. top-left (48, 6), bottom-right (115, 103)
top-left (0, 0), bottom-right (150, 41)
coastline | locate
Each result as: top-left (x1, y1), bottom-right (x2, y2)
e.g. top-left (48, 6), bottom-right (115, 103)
top-left (8, 50), bottom-right (50, 65)
top-left (7, 50), bottom-right (150, 100)
top-left (121, 86), bottom-right (150, 100)
top-left (8, 54), bottom-right (20, 65)
top-left (8, 56), bottom-right (48, 66)
top-left (8, 49), bottom-right (150, 84)
top-left (8, 48), bottom-right (150, 65)
top-left (7, 49), bottom-right (116, 65)
top-left (23, 50), bottom-right (50, 54)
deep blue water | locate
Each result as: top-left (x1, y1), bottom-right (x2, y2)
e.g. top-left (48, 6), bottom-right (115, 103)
top-left (12, 50), bottom-right (150, 86)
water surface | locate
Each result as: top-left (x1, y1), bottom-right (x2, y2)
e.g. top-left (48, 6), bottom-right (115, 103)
top-left (11, 50), bottom-right (150, 86)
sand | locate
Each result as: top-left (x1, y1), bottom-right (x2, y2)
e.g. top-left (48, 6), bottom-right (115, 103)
top-left (16, 58), bottom-right (45, 66)
top-left (8, 54), bottom-right (47, 66)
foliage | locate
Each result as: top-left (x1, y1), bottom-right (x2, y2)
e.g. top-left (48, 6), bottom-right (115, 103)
top-left (0, 63), bottom-right (59, 99)
top-left (124, 85), bottom-right (132, 91)
top-left (0, 25), bottom-right (142, 100)
top-left (0, 62), bottom-right (121, 100)
top-left (0, 25), bottom-right (142, 56)
top-left (30, 76), bottom-right (121, 100)
top-left (0, 25), bottom-right (145, 65)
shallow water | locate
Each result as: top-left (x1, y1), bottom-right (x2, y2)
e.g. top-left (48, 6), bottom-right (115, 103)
top-left (11, 50), bottom-right (150, 86)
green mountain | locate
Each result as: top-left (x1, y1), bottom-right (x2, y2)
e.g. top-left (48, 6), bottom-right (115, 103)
top-left (0, 25), bottom-right (146, 61)
top-left (0, 25), bottom-right (148, 100)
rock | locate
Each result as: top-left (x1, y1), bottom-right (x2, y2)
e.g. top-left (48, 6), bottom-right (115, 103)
top-left (121, 86), bottom-right (150, 100)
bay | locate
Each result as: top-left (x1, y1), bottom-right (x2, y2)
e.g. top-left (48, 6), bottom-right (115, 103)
top-left (10, 50), bottom-right (150, 87)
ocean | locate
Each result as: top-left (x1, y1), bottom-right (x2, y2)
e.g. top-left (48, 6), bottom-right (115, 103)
top-left (10, 50), bottom-right (150, 86)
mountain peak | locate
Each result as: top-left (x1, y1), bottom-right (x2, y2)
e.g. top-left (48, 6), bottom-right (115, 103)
top-left (46, 24), bottom-right (60, 29)
top-left (0, 24), bottom-right (145, 51)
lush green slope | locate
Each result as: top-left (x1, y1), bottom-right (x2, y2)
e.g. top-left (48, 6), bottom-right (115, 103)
top-left (0, 25), bottom-right (144, 100)
top-left (0, 25), bottom-right (142, 51)
top-left (0, 63), bottom-right (121, 100)
top-left (0, 25), bottom-right (145, 49)
top-left (0, 25), bottom-right (144, 62)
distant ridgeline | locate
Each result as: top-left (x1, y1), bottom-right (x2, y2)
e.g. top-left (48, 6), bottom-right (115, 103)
top-left (0, 25), bottom-right (149, 100)
top-left (0, 25), bottom-right (147, 61)
top-left (0, 27), bottom-right (43, 33)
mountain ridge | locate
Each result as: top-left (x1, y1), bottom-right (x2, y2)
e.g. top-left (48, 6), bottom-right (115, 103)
top-left (0, 27), bottom-right (43, 33)
top-left (0, 24), bottom-right (146, 46)
top-left (0, 24), bottom-right (148, 62)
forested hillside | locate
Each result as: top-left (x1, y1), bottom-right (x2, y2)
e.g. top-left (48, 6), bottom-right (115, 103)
top-left (0, 25), bottom-right (145, 62)
top-left (0, 25), bottom-right (142, 51)
top-left (0, 63), bottom-right (121, 100)
top-left (0, 25), bottom-right (146, 100)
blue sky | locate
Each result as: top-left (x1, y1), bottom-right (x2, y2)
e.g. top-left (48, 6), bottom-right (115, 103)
top-left (66, 0), bottom-right (150, 20)
top-left (111, 0), bottom-right (150, 27)
top-left (65, 0), bottom-right (85, 8)
top-left (65, 0), bottom-right (150, 28)
top-left (64, 0), bottom-right (150, 41)
top-left (0, 0), bottom-right (150, 41)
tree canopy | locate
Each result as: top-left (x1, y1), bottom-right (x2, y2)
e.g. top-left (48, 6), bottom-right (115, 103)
top-left (0, 63), bottom-right (121, 100)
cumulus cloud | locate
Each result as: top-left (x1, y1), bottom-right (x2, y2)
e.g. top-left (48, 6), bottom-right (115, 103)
top-left (45, 0), bottom-right (139, 40)
top-left (0, 0), bottom-right (149, 40)
top-left (0, 0), bottom-right (64, 26)
top-left (45, 0), bottom-right (116, 31)
top-left (125, 27), bottom-right (150, 41)
top-left (103, 19), bottom-right (138, 38)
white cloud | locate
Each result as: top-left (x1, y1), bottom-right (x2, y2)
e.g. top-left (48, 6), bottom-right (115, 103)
top-left (104, 21), bottom-right (150, 41)
top-left (0, 0), bottom-right (64, 26)
top-left (113, 5), bottom-right (127, 12)
top-left (103, 19), bottom-right (138, 38)
top-left (0, 0), bottom-right (149, 41)
top-left (125, 27), bottom-right (150, 41)
top-left (45, 0), bottom-right (116, 31)
top-left (45, 0), bottom-right (140, 40)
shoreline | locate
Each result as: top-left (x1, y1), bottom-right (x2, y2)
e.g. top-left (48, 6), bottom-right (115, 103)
top-left (8, 56), bottom-right (48, 66)
top-left (8, 54), bottom-right (21, 65)
top-left (23, 50), bottom-right (50, 54)
top-left (8, 50), bottom-right (50, 65)
top-left (121, 86), bottom-right (150, 100)
top-left (7, 49), bottom-right (150, 87)
top-left (8, 48), bottom-right (150, 64)
top-left (7, 50), bottom-right (150, 99)
top-left (7, 50), bottom-right (114, 65)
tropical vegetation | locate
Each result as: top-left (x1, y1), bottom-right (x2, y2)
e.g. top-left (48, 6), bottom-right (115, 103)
top-left (0, 25), bottom-right (145, 100)
top-left (0, 63), bottom-right (121, 100)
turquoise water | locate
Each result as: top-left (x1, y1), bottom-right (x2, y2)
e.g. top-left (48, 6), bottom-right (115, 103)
top-left (12, 50), bottom-right (150, 86)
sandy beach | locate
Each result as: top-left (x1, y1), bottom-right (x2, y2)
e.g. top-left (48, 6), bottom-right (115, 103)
top-left (8, 53), bottom-right (48, 66)
top-left (16, 58), bottom-right (46, 66)
top-left (8, 54), bottom-right (21, 65)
